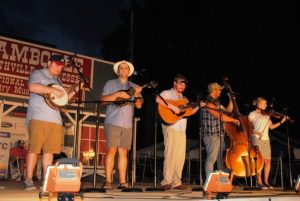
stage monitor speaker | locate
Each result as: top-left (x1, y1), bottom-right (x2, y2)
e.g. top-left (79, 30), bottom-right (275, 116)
top-left (41, 158), bottom-right (82, 200)
top-left (295, 174), bottom-right (300, 192)
top-left (203, 170), bottom-right (233, 193)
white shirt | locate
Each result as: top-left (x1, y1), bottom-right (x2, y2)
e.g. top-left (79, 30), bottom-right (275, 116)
top-left (249, 111), bottom-right (270, 140)
top-left (160, 88), bottom-right (187, 132)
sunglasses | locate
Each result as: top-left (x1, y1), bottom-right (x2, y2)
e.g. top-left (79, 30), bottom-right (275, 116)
top-left (176, 80), bottom-right (188, 84)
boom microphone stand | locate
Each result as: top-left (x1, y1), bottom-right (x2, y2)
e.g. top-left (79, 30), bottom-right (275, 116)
top-left (67, 54), bottom-right (92, 159)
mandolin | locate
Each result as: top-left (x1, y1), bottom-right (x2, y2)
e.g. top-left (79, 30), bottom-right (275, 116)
top-left (158, 98), bottom-right (198, 125)
top-left (114, 81), bottom-right (158, 106)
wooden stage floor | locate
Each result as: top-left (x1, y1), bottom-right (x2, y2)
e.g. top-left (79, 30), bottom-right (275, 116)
top-left (0, 180), bottom-right (299, 201)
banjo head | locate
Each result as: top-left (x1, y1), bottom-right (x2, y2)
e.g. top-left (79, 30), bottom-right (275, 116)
top-left (48, 84), bottom-right (68, 107)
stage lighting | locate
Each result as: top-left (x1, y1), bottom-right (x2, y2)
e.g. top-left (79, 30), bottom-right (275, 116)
top-left (39, 158), bottom-right (83, 200)
top-left (203, 170), bottom-right (233, 199)
top-left (295, 174), bottom-right (300, 193)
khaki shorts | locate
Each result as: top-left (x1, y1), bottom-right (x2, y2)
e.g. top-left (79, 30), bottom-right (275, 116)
top-left (28, 120), bottom-right (63, 154)
top-left (104, 124), bottom-right (132, 150)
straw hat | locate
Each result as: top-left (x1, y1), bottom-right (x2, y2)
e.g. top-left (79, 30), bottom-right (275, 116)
top-left (113, 60), bottom-right (134, 76)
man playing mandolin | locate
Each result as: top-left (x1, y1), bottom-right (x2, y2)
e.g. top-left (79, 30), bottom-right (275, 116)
top-left (100, 60), bottom-right (143, 190)
top-left (156, 74), bottom-right (200, 190)
top-left (24, 54), bottom-right (78, 190)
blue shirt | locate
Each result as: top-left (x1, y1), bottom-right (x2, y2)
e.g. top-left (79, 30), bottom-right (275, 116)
top-left (101, 78), bottom-right (140, 129)
top-left (26, 68), bottom-right (62, 125)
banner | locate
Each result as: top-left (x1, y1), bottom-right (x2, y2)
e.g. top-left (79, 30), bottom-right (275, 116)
top-left (0, 36), bottom-right (94, 99)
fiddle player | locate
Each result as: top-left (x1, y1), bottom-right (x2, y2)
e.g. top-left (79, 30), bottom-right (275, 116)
top-left (248, 97), bottom-right (288, 189)
top-left (200, 82), bottom-right (240, 181)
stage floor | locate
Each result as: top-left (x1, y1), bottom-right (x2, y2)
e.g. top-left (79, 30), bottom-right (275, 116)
top-left (0, 180), bottom-right (299, 201)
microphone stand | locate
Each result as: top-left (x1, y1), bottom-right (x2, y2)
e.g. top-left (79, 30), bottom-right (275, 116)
top-left (68, 54), bottom-right (106, 193)
top-left (122, 99), bottom-right (143, 192)
top-left (243, 105), bottom-right (260, 190)
top-left (192, 94), bottom-right (204, 191)
top-left (79, 99), bottom-right (140, 193)
top-left (283, 108), bottom-right (294, 190)
top-left (145, 91), bottom-right (165, 191)
top-left (68, 55), bottom-right (92, 159)
top-left (80, 100), bottom-right (106, 193)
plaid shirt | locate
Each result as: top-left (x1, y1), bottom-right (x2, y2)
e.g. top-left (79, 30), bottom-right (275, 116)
top-left (200, 96), bottom-right (225, 137)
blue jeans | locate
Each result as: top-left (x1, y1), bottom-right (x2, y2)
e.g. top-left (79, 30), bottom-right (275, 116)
top-left (203, 135), bottom-right (225, 178)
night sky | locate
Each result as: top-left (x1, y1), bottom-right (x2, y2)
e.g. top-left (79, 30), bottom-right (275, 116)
top-left (1, 0), bottom-right (299, 151)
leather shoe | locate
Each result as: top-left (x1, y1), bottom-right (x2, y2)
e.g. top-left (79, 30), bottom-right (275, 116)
top-left (173, 184), bottom-right (188, 190)
top-left (161, 184), bottom-right (171, 191)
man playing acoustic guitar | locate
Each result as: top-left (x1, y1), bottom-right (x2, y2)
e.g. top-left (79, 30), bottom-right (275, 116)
top-left (156, 74), bottom-right (201, 190)
top-left (24, 54), bottom-right (78, 190)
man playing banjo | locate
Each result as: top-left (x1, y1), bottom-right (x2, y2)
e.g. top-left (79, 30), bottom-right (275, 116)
top-left (24, 54), bottom-right (78, 190)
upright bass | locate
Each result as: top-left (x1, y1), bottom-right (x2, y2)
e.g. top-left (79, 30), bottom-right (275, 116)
top-left (223, 78), bottom-right (264, 177)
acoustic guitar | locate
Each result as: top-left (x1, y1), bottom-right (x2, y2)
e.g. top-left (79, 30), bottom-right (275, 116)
top-left (158, 98), bottom-right (198, 125)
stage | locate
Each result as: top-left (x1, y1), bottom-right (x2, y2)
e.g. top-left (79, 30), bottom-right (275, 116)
top-left (0, 180), bottom-right (299, 201)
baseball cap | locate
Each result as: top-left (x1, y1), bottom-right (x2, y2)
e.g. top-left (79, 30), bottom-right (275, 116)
top-left (208, 82), bottom-right (225, 92)
top-left (49, 54), bottom-right (65, 66)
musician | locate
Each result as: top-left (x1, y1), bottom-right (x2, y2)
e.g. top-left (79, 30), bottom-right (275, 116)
top-left (248, 97), bottom-right (288, 189)
top-left (100, 60), bottom-right (143, 190)
top-left (200, 82), bottom-right (239, 180)
top-left (24, 54), bottom-right (77, 190)
top-left (156, 74), bottom-right (200, 190)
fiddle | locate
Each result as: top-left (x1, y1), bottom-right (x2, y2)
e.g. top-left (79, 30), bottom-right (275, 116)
top-left (261, 109), bottom-right (294, 123)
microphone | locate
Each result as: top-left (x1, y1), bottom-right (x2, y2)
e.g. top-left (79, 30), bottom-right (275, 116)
top-left (66, 54), bottom-right (77, 67)
top-left (133, 69), bottom-right (146, 75)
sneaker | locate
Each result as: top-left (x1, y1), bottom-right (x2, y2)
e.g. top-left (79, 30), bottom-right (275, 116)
top-left (101, 181), bottom-right (112, 190)
top-left (24, 179), bottom-right (37, 190)
top-left (117, 183), bottom-right (129, 190)
top-left (257, 184), bottom-right (267, 190)
top-left (161, 184), bottom-right (171, 191)
top-left (265, 184), bottom-right (274, 189)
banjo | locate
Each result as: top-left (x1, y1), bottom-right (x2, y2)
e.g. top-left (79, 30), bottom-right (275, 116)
top-left (43, 81), bottom-right (81, 110)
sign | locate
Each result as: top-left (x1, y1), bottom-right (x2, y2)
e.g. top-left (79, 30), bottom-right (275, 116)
top-left (0, 36), bottom-right (94, 99)
top-left (0, 132), bottom-right (11, 178)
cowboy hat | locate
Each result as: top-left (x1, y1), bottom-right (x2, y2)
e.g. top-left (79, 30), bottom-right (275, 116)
top-left (113, 60), bottom-right (134, 76)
